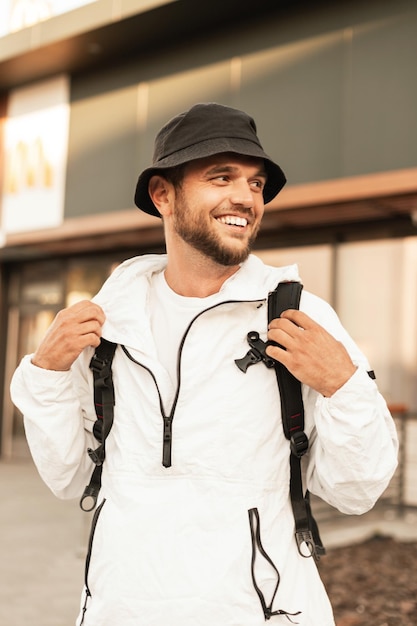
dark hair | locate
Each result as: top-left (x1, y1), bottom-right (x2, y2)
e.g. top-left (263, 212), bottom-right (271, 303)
top-left (160, 164), bottom-right (187, 190)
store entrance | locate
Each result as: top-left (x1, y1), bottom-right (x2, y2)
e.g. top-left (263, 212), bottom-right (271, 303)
top-left (1, 256), bottom-right (118, 459)
top-left (2, 261), bottom-right (64, 459)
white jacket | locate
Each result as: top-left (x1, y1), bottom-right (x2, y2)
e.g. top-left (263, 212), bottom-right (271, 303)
top-left (10, 254), bottom-right (398, 626)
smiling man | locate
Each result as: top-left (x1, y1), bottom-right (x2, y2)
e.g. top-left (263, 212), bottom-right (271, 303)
top-left (149, 153), bottom-right (267, 294)
top-left (11, 102), bottom-right (398, 626)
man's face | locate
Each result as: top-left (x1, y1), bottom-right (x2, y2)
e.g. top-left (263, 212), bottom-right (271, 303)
top-left (171, 153), bottom-right (267, 266)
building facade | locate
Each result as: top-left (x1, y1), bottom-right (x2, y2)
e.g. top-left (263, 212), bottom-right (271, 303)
top-left (1, 0), bottom-right (417, 461)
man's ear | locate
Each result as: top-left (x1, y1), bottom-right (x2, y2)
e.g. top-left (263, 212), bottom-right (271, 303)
top-left (148, 175), bottom-right (173, 217)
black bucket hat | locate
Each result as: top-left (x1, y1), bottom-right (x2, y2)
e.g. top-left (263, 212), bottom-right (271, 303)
top-left (134, 102), bottom-right (286, 217)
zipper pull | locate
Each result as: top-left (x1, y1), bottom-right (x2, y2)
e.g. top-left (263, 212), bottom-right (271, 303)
top-left (162, 416), bottom-right (173, 467)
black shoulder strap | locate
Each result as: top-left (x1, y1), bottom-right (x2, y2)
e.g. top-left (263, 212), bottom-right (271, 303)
top-left (80, 338), bottom-right (117, 512)
top-left (268, 282), bottom-right (306, 444)
top-left (268, 281), bottom-right (325, 561)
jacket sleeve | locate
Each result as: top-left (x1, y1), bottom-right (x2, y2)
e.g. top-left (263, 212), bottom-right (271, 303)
top-left (299, 291), bottom-right (399, 515)
top-left (10, 349), bottom-right (97, 500)
top-left (304, 367), bottom-right (399, 514)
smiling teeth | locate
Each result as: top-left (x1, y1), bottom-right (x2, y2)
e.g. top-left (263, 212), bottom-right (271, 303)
top-left (217, 216), bottom-right (248, 227)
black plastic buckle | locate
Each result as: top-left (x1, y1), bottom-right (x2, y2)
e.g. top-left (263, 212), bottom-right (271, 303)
top-left (80, 484), bottom-right (99, 512)
top-left (88, 447), bottom-right (104, 466)
top-left (290, 431), bottom-right (309, 458)
top-left (235, 331), bottom-right (276, 372)
top-left (90, 355), bottom-right (112, 387)
top-left (90, 352), bottom-right (108, 371)
top-left (295, 529), bottom-right (316, 558)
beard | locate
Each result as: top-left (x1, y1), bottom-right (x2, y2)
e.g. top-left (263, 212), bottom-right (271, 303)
top-left (172, 191), bottom-right (260, 266)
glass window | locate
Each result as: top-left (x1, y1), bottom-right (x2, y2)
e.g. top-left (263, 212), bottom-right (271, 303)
top-left (336, 237), bottom-right (417, 411)
top-left (19, 260), bottom-right (64, 306)
top-left (255, 245), bottom-right (334, 303)
top-left (66, 258), bottom-right (117, 306)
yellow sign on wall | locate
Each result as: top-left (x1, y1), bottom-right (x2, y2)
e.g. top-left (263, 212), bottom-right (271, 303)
top-left (1, 75), bottom-right (70, 234)
top-left (4, 137), bottom-right (54, 194)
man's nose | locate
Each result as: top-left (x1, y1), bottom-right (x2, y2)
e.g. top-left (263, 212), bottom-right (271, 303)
top-left (229, 179), bottom-right (254, 207)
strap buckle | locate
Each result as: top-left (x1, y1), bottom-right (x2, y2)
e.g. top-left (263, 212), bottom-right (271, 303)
top-left (88, 446), bottom-right (104, 466)
top-left (295, 529), bottom-right (316, 558)
top-left (80, 484), bottom-right (99, 512)
top-left (295, 528), bottom-right (326, 562)
top-left (235, 331), bottom-right (275, 372)
top-left (290, 431), bottom-right (309, 458)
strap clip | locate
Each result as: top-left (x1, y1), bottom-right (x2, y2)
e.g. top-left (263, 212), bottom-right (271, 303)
top-left (235, 331), bottom-right (275, 372)
top-left (80, 484), bottom-right (99, 512)
top-left (88, 447), bottom-right (104, 466)
top-left (290, 431), bottom-right (309, 458)
top-left (295, 527), bottom-right (326, 561)
top-left (295, 529), bottom-right (316, 558)
top-left (90, 355), bottom-right (113, 389)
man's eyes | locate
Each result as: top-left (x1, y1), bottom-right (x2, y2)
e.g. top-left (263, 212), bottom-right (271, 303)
top-left (210, 175), bottom-right (265, 189)
top-left (251, 179), bottom-right (265, 189)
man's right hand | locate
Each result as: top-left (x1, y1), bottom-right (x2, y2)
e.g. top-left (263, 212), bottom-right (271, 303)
top-left (31, 300), bottom-right (106, 371)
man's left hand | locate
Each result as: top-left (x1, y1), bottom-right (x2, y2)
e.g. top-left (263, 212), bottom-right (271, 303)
top-left (266, 309), bottom-right (357, 397)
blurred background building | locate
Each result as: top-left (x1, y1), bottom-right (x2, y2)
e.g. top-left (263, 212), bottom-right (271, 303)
top-left (0, 0), bottom-right (416, 511)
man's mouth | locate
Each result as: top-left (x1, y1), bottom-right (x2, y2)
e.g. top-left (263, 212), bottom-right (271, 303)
top-left (216, 215), bottom-right (248, 227)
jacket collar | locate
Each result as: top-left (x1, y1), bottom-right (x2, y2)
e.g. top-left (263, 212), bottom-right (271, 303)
top-left (93, 253), bottom-right (300, 347)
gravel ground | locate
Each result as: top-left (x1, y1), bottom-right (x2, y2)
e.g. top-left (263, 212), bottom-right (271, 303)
top-left (317, 535), bottom-right (417, 626)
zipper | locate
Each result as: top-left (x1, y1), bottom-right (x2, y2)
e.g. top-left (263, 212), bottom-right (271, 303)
top-left (248, 507), bottom-right (301, 621)
top-left (80, 498), bottom-right (107, 624)
top-left (122, 297), bottom-right (265, 468)
top-left (121, 345), bottom-right (175, 467)
top-left (162, 414), bottom-right (173, 467)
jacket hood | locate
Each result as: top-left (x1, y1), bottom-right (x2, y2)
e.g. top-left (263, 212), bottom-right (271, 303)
top-left (92, 253), bottom-right (300, 347)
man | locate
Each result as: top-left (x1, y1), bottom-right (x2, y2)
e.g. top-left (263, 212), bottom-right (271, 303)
top-left (11, 103), bottom-right (398, 625)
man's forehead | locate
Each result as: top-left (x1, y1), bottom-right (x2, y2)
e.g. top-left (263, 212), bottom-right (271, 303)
top-left (186, 152), bottom-right (267, 174)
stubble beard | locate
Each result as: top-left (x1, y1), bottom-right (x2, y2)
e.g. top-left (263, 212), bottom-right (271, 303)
top-left (173, 193), bottom-right (260, 267)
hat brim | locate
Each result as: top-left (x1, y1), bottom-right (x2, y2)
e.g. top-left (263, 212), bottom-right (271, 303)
top-left (134, 137), bottom-right (286, 217)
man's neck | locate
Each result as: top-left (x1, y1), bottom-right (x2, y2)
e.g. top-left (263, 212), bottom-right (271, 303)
top-left (164, 255), bottom-right (240, 297)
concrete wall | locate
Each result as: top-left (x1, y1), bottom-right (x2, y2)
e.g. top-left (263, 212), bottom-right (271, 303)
top-left (65, 0), bottom-right (417, 217)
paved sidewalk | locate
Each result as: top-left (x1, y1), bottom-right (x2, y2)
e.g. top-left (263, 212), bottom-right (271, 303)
top-left (0, 459), bottom-right (91, 626)
top-left (1, 459), bottom-right (417, 626)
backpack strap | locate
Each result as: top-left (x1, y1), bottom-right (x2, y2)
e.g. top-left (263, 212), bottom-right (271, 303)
top-left (80, 338), bottom-right (117, 512)
top-left (234, 281), bottom-right (325, 561)
top-left (268, 281), bottom-right (325, 561)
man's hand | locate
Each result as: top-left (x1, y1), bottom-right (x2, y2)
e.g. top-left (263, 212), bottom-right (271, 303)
top-left (31, 300), bottom-right (106, 371)
top-left (266, 309), bottom-right (357, 397)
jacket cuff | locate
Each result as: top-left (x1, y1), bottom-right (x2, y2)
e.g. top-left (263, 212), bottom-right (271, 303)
top-left (18, 354), bottom-right (74, 398)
